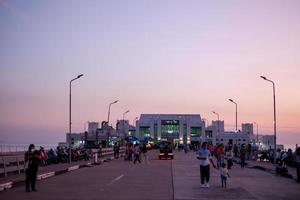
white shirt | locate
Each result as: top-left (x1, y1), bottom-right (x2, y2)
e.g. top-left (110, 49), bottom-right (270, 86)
top-left (197, 148), bottom-right (211, 166)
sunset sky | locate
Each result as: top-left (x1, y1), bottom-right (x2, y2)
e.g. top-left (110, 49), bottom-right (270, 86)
top-left (0, 0), bottom-right (299, 145)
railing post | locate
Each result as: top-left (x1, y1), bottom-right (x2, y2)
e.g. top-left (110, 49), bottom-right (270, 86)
top-left (17, 156), bottom-right (20, 174)
top-left (3, 157), bottom-right (7, 177)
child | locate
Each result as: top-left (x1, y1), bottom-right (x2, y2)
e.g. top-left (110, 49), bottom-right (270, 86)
top-left (220, 163), bottom-right (231, 188)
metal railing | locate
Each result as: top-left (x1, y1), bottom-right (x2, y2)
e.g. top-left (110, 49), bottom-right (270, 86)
top-left (0, 147), bottom-right (126, 177)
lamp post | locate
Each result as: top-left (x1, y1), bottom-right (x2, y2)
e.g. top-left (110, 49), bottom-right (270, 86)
top-left (228, 99), bottom-right (238, 132)
top-left (106, 100), bottom-right (118, 147)
top-left (107, 100), bottom-right (118, 125)
top-left (69, 74), bottom-right (84, 163)
top-left (228, 99), bottom-right (238, 145)
top-left (133, 117), bottom-right (138, 126)
top-left (202, 118), bottom-right (209, 128)
top-left (212, 111), bottom-right (220, 133)
top-left (84, 121), bottom-right (89, 132)
top-left (260, 75), bottom-right (277, 163)
top-left (123, 110), bottom-right (130, 121)
top-left (253, 122), bottom-right (259, 145)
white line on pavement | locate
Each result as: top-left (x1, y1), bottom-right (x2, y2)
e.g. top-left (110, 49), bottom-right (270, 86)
top-left (106, 174), bottom-right (124, 186)
top-left (115, 174), bottom-right (124, 181)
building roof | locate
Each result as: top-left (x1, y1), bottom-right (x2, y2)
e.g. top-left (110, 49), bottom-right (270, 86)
top-left (139, 114), bottom-right (202, 123)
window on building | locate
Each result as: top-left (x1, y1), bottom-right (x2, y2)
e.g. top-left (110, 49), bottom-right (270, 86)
top-left (161, 120), bottom-right (179, 138)
top-left (140, 126), bottom-right (151, 138)
top-left (221, 139), bottom-right (223, 141)
top-left (205, 130), bottom-right (213, 138)
top-left (190, 127), bottom-right (201, 137)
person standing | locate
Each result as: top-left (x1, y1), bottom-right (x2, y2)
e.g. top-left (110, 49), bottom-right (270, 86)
top-left (133, 144), bottom-right (141, 164)
top-left (142, 143), bottom-right (149, 164)
top-left (226, 147), bottom-right (234, 169)
top-left (197, 142), bottom-right (216, 188)
top-left (25, 144), bottom-right (41, 192)
top-left (220, 163), bottom-right (231, 188)
top-left (215, 145), bottom-right (222, 169)
top-left (296, 146), bottom-right (300, 183)
top-left (240, 145), bottom-right (246, 168)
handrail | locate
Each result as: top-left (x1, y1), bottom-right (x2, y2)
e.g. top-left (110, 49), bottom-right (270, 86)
top-left (0, 146), bottom-right (126, 177)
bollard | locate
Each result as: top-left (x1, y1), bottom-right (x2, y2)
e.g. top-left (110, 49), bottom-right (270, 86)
top-left (94, 153), bottom-right (98, 164)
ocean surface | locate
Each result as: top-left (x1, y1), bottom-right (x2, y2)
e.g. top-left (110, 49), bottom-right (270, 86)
top-left (0, 144), bottom-right (57, 153)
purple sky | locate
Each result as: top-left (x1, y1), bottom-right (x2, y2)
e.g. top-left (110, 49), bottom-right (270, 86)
top-left (0, 0), bottom-right (299, 145)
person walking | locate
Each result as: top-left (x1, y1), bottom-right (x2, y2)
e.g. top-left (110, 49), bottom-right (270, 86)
top-left (25, 144), bottom-right (41, 192)
top-left (240, 145), bottom-right (246, 168)
top-left (197, 142), bottom-right (216, 188)
top-left (220, 163), bottom-right (231, 188)
top-left (142, 143), bottom-right (149, 164)
top-left (215, 145), bottom-right (222, 169)
top-left (226, 148), bottom-right (234, 169)
top-left (133, 144), bottom-right (141, 164)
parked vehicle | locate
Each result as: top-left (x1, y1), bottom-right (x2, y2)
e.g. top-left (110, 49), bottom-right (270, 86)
top-left (158, 141), bottom-right (174, 160)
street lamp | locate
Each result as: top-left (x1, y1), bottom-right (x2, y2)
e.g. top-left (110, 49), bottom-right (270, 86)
top-left (106, 100), bottom-right (118, 146)
top-left (260, 75), bottom-right (277, 162)
top-left (69, 74), bottom-right (84, 163)
top-left (212, 111), bottom-right (220, 133)
top-left (107, 100), bottom-right (119, 125)
top-left (133, 117), bottom-right (138, 126)
top-left (123, 110), bottom-right (130, 121)
top-left (228, 99), bottom-right (238, 132)
top-left (202, 118), bottom-right (209, 128)
top-left (253, 122), bottom-right (259, 145)
top-left (84, 121), bottom-right (89, 132)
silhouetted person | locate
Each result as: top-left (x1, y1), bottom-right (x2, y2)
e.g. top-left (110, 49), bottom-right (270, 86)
top-left (240, 145), bottom-right (246, 168)
top-left (25, 144), bottom-right (41, 192)
top-left (296, 147), bottom-right (300, 183)
top-left (133, 144), bottom-right (141, 164)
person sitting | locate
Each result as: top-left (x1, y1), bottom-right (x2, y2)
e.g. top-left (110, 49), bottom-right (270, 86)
top-left (47, 148), bottom-right (58, 163)
top-left (276, 159), bottom-right (288, 176)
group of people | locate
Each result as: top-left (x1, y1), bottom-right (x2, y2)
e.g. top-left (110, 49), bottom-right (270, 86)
top-left (24, 144), bottom-right (90, 192)
top-left (197, 142), bottom-right (300, 189)
top-left (197, 142), bottom-right (234, 189)
top-left (23, 142), bottom-right (300, 193)
top-left (39, 146), bottom-right (89, 165)
top-left (124, 143), bottom-right (149, 164)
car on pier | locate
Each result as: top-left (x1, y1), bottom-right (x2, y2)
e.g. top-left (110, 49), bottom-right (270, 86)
top-left (158, 141), bottom-right (174, 160)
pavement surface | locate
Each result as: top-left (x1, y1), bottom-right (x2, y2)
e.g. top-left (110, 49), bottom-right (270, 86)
top-left (0, 160), bottom-right (91, 184)
top-left (173, 151), bottom-right (300, 200)
top-left (0, 150), bottom-right (299, 200)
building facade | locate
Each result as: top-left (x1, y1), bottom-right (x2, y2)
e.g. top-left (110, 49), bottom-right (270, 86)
top-left (214, 131), bottom-right (250, 147)
top-left (211, 120), bottom-right (225, 134)
top-left (136, 114), bottom-right (204, 145)
top-left (242, 123), bottom-right (254, 135)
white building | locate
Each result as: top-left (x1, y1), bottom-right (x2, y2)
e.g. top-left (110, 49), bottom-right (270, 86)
top-left (211, 120), bottom-right (224, 134)
top-left (116, 120), bottom-right (136, 138)
top-left (66, 133), bottom-right (85, 147)
top-left (88, 122), bottom-right (99, 134)
top-left (262, 135), bottom-right (275, 149)
top-left (215, 131), bottom-right (250, 147)
top-left (137, 114), bottom-right (204, 145)
top-left (242, 123), bottom-right (254, 135)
